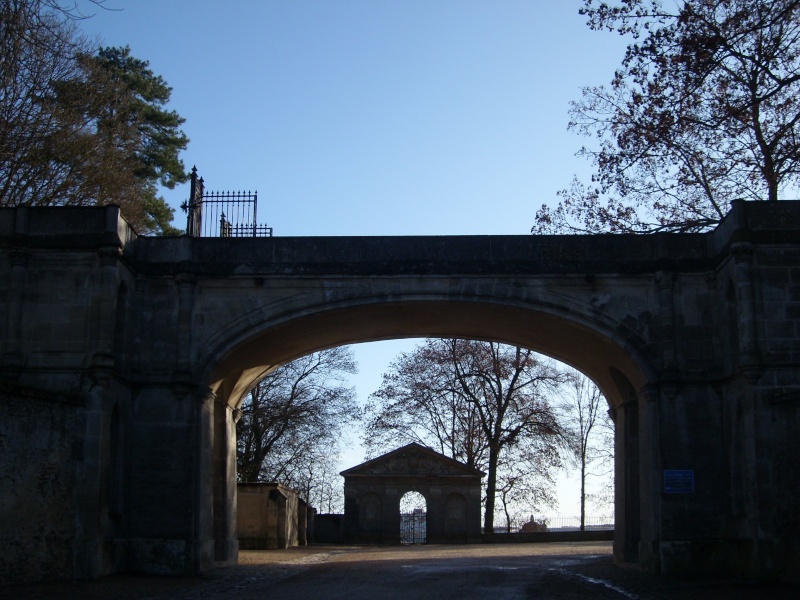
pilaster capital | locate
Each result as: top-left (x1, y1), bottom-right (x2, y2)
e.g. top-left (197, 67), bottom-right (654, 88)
top-left (171, 370), bottom-right (196, 399)
top-left (176, 272), bottom-right (197, 289)
top-left (192, 385), bottom-right (217, 405)
top-left (654, 271), bottom-right (675, 290)
top-left (637, 383), bottom-right (661, 404)
top-left (9, 248), bottom-right (31, 268)
top-left (97, 245), bottom-right (121, 267)
top-left (730, 241), bottom-right (755, 264)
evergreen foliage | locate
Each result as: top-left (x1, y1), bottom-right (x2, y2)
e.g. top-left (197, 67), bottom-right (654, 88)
top-left (0, 1), bottom-right (188, 234)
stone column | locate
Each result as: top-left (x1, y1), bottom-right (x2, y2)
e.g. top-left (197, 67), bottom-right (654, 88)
top-left (128, 275), bottom-right (147, 377)
top-left (193, 386), bottom-right (216, 572)
top-left (637, 384), bottom-right (661, 573)
top-left (298, 500), bottom-right (308, 546)
top-left (125, 383), bottom-right (210, 575)
top-left (1, 249), bottom-right (29, 378)
top-left (212, 394), bottom-right (239, 564)
top-left (425, 487), bottom-right (442, 543)
top-left (655, 271), bottom-right (677, 379)
top-left (612, 394), bottom-right (640, 566)
top-left (175, 273), bottom-right (196, 378)
top-left (276, 492), bottom-right (288, 549)
top-left (74, 377), bottom-right (112, 579)
top-left (384, 487), bottom-right (401, 545)
top-left (343, 485), bottom-right (359, 542)
top-left (731, 242), bottom-right (761, 374)
top-left (91, 246), bottom-right (121, 371)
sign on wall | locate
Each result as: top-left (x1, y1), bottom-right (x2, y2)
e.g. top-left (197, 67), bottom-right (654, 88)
top-left (663, 470), bottom-right (695, 494)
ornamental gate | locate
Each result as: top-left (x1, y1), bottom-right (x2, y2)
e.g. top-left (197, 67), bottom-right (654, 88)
top-left (400, 491), bottom-right (428, 545)
top-left (183, 167), bottom-right (272, 238)
top-left (400, 508), bottom-right (427, 545)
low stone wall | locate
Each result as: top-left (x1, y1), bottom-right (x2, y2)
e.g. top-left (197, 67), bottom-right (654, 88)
top-left (483, 530), bottom-right (614, 544)
top-left (313, 514), bottom-right (344, 544)
top-left (237, 483), bottom-right (305, 550)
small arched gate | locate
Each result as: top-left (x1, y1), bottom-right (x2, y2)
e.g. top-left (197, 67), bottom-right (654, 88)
top-left (341, 443), bottom-right (484, 544)
top-left (399, 491), bottom-right (427, 544)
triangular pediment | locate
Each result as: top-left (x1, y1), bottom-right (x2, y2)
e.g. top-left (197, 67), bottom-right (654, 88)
top-left (340, 442), bottom-right (484, 478)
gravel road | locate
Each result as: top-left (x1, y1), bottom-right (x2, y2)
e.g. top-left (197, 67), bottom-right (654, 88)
top-left (3, 542), bottom-right (798, 599)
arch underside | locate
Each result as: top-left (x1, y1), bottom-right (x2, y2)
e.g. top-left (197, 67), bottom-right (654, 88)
top-left (206, 298), bottom-right (652, 408)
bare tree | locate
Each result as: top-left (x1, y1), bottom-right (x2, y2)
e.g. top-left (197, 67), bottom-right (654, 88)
top-left (495, 439), bottom-right (560, 533)
top-left (266, 438), bottom-right (348, 513)
top-left (534, 0), bottom-right (800, 234)
top-left (236, 346), bottom-right (360, 511)
top-left (559, 369), bottom-right (614, 530)
top-left (363, 341), bottom-right (487, 469)
top-left (363, 339), bottom-right (566, 533)
top-left (1, 1), bottom-right (89, 204)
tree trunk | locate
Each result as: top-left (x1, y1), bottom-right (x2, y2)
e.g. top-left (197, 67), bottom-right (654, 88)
top-left (502, 497), bottom-right (512, 533)
top-left (768, 180), bottom-right (779, 202)
top-left (580, 458), bottom-right (586, 532)
top-left (483, 446), bottom-right (500, 533)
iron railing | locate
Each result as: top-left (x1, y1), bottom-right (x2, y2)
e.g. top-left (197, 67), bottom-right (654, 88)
top-left (182, 167), bottom-right (273, 238)
top-left (515, 515), bottom-right (614, 533)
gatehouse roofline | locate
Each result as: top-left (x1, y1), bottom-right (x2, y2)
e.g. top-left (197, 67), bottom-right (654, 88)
top-left (341, 442), bottom-right (486, 478)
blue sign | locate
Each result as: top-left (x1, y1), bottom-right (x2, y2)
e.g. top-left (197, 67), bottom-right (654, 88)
top-left (664, 470), bottom-right (695, 493)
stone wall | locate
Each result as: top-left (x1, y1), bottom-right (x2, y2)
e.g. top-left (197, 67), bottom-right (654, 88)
top-left (236, 483), bottom-right (306, 550)
top-left (313, 514), bottom-right (344, 544)
top-left (1, 202), bottom-right (799, 581)
top-left (0, 384), bottom-right (83, 584)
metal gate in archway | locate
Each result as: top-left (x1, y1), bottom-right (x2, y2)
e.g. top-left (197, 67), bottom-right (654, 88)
top-left (400, 508), bottom-right (427, 545)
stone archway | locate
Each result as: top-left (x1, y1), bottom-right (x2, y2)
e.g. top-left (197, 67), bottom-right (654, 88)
top-left (204, 299), bottom-right (648, 562)
top-left (3, 201), bottom-right (800, 581)
top-left (341, 443), bottom-right (484, 544)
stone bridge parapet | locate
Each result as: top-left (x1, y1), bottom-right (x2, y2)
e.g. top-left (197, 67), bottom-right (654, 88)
top-left (1, 201), bottom-right (799, 583)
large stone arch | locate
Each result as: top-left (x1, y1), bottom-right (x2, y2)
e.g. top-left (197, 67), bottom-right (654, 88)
top-left (202, 297), bottom-right (655, 410)
top-left (199, 297), bottom-right (651, 563)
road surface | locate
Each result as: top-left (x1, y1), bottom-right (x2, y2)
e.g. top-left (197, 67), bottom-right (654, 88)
top-left (4, 542), bottom-right (798, 599)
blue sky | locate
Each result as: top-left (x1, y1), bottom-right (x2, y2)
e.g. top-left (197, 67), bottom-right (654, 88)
top-left (77, 0), bottom-right (625, 518)
top-left (78, 0), bottom-right (628, 236)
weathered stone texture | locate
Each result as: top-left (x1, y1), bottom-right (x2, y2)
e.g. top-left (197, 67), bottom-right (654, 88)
top-left (1, 201), bottom-right (799, 583)
top-left (237, 483), bottom-right (305, 549)
top-left (0, 385), bottom-right (81, 584)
